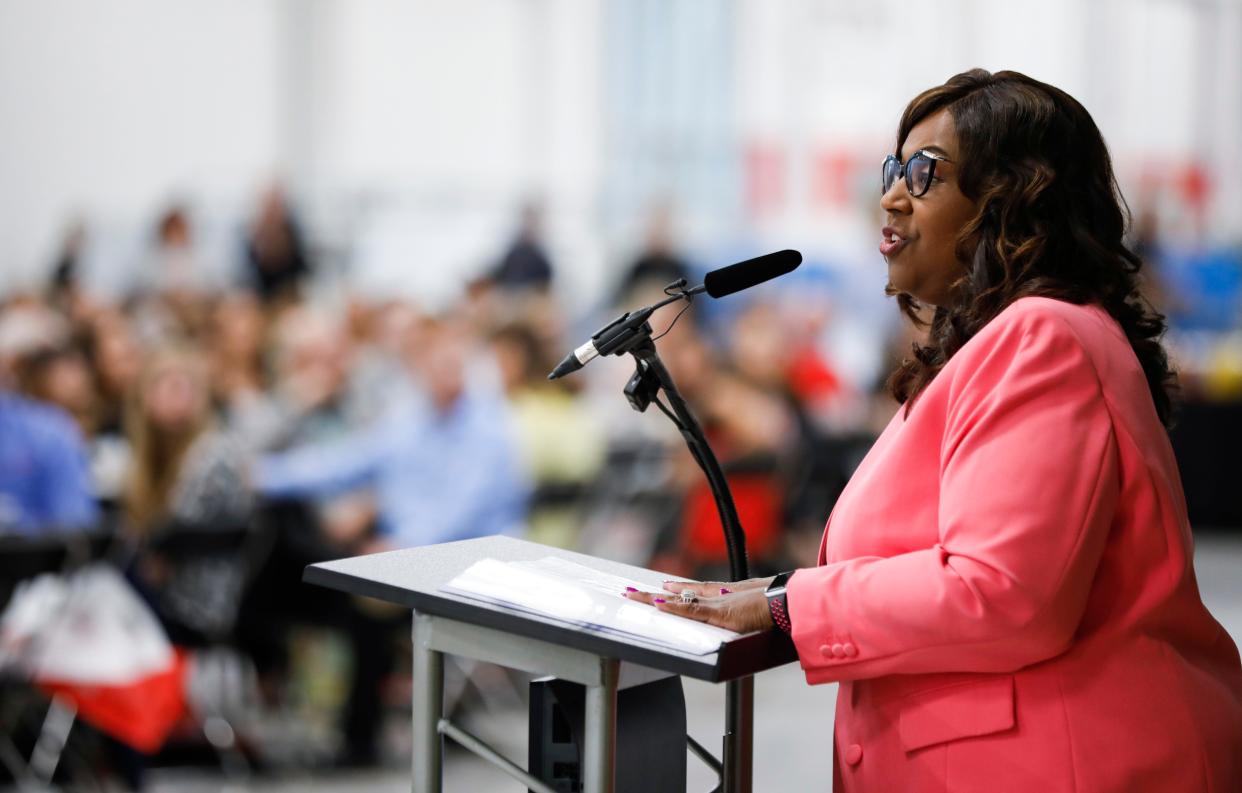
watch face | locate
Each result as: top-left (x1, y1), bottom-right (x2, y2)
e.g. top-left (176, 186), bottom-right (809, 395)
top-left (767, 571), bottom-right (794, 592)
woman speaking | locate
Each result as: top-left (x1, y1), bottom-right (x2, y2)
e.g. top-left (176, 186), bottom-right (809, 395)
top-left (626, 69), bottom-right (1242, 791)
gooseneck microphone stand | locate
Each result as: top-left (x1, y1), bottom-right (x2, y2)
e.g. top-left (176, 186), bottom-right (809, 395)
top-left (572, 281), bottom-right (753, 793)
top-left (626, 338), bottom-right (753, 793)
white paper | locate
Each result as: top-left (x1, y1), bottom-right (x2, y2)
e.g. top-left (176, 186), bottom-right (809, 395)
top-left (441, 557), bottom-right (738, 656)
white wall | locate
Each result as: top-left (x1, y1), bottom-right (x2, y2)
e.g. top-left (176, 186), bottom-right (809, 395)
top-left (730, 0), bottom-right (1239, 243)
top-left (286, 0), bottom-right (607, 308)
top-left (0, 0), bottom-right (286, 292)
top-left (0, 0), bottom-right (1236, 300)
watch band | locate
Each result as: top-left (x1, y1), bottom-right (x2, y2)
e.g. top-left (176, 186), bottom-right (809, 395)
top-left (768, 590), bottom-right (792, 634)
top-left (766, 571), bottom-right (795, 635)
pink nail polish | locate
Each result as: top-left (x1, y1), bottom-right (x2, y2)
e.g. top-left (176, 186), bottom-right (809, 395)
top-left (625, 586), bottom-right (638, 592)
top-left (720, 587), bottom-right (731, 595)
top-left (653, 598), bottom-right (666, 604)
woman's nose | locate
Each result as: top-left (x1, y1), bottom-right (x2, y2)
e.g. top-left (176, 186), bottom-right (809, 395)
top-left (880, 180), bottom-right (910, 214)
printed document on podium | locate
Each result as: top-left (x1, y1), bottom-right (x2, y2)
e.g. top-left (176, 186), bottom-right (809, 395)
top-left (441, 557), bottom-right (738, 655)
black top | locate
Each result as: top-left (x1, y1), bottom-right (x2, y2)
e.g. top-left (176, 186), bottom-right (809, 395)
top-left (303, 535), bottom-right (796, 683)
top-left (491, 238), bottom-right (553, 290)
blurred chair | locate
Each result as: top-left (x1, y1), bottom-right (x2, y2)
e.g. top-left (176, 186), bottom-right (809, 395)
top-left (135, 518), bottom-right (276, 778)
top-left (0, 531), bottom-right (116, 789)
top-left (0, 521), bottom-right (275, 790)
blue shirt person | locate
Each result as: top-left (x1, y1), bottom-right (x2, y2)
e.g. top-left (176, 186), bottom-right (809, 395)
top-left (254, 387), bottom-right (529, 549)
top-left (0, 392), bottom-right (99, 535)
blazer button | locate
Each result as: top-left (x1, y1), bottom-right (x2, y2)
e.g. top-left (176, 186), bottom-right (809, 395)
top-left (842, 642), bottom-right (858, 658)
top-left (844, 743), bottom-right (863, 766)
top-left (819, 644), bottom-right (834, 657)
top-left (830, 643), bottom-right (846, 658)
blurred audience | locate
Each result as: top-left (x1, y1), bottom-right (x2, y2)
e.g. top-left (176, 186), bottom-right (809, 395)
top-left (0, 388), bottom-right (99, 534)
top-left (47, 218), bottom-right (89, 316)
top-left (13, 341), bottom-right (98, 436)
top-left (128, 205), bottom-right (213, 344)
top-left (85, 307), bottom-right (143, 434)
top-left (244, 183), bottom-right (312, 305)
top-left (207, 291), bottom-right (269, 409)
top-left (486, 200), bottom-right (554, 293)
top-left (80, 307), bottom-right (142, 515)
top-left (122, 345), bottom-right (254, 643)
top-left (244, 314), bottom-right (529, 767)
top-left (150, 206), bottom-right (205, 298)
top-left (655, 314), bottom-right (800, 579)
top-left (252, 315), bottom-right (529, 551)
top-left (235, 304), bottom-right (388, 552)
top-left (613, 202), bottom-right (692, 306)
top-left (489, 321), bottom-right (605, 549)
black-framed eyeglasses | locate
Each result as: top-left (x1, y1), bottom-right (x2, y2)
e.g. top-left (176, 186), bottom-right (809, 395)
top-left (882, 150), bottom-right (951, 197)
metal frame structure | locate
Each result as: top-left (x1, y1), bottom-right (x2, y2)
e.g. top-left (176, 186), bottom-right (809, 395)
top-left (304, 535), bottom-right (798, 793)
top-left (410, 611), bottom-right (677, 793)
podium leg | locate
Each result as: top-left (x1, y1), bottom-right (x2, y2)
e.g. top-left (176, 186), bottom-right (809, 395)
top-left (581, 659), bottom-right (619, 793)
top-left (723, 676), bottom-right (754, 793)
top-left (412, 612), bottom-right (444, 793)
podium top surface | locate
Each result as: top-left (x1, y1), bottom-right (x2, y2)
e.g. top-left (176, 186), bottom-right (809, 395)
top-left (303, 535), bottom-right (797, 683)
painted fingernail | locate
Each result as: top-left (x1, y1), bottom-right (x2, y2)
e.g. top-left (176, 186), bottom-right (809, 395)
top-left (653, 598), bottom-right (666, 604)
top-left (719, 587), bottom-right (731, 595)
top-left (625, 586), bottom-right (638, 592)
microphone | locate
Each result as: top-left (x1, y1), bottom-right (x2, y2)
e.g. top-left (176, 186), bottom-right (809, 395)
top-left (548, 249), bottom-right (802, 379)
top-left (548, 305), bottom-right (656, 380)
top-left (702, 249), bottom-right (801, 298)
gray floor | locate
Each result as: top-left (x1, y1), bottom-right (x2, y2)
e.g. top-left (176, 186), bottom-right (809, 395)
top-left (141, 533), bottom-right (1242, 792)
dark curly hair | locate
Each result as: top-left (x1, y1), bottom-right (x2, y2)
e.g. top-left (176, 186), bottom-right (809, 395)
top-left (886, 69), bottom-right (1177, 427)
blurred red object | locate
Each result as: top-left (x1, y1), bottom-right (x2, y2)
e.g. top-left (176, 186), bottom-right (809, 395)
top-left (787, 346), bottom-right (841, 404)
top-left (681, 473), bottom-right (782, 569)
top-left (745, 141), bottom-right (786, 217)
top-left (3, 565), bottom-right (190, 754)
top-left (812, 148), bottom-right (861, 209)
top-left (39, 650), bottom-right (188, 753)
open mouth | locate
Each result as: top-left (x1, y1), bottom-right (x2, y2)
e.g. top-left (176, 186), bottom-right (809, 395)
top-left (880, 228), bottom-right (906, 257)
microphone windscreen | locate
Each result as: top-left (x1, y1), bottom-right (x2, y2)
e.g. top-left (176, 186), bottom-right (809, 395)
top-left (702, 249), bottom-right (802, 299)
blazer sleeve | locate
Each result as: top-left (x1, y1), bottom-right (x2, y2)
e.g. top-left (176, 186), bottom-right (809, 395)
top-left (785, 309), bottom-right (1121, 682)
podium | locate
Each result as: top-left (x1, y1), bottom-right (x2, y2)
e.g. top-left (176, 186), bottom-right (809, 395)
top-left (303, 535), bottom-right (798, 793)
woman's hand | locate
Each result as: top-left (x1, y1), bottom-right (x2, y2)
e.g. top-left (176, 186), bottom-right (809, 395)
top-left (623, 576), bottom-right (777, 633)
top-left (661, 576), bottom-right (774, 596)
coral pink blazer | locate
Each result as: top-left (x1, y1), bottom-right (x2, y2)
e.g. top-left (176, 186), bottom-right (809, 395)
top-left (785, 297), bottom-right (1242, 792)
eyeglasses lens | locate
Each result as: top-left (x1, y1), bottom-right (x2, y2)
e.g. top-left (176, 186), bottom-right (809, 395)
top-left (882, 156), bottom-right (901, 195)
top-left (908, 156), bottom-right (932, 196)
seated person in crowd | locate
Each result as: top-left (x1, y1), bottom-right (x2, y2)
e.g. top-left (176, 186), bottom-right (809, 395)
top-left (230, 304), bottom-right (391, 551)
top-left (0, 389), bottom-right (99, 535)
top-left (488, 321), bottom-right (605, 549)
top-left (248, 315), bottom-right (530, 766)
top-left (487, 201), bottom-right (554, 294)
top-left (244, 183), bottom-right (312, 305)
top-left (611, 202), bottom-right (691, 307)
top-left (227, 304), bottom-right (381, 454)
top-left (206, 290), bottom-right (269, 412)
top-left (81, 308), bottom-right (143, 509)
top-left (252, 315), bottom-right (529, 550)
top-left (12, 342), bottom-right (98, 438)
top-left (123, 345), bottom-right (253, 643)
